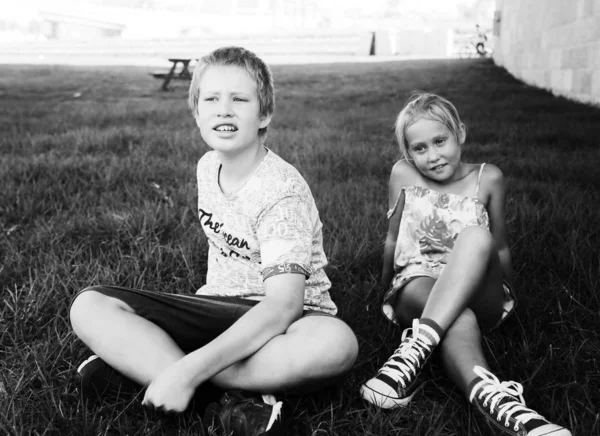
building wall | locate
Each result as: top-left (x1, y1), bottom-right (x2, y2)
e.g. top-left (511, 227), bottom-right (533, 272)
top-left (493, 0), bottom-right (600, 104)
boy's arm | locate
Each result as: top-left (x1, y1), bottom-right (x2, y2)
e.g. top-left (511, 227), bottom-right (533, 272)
top-left (185, 190), bottom-right (314, 377)
top-left (181, 272), bottom-right (304, 383)
top-left (485, 164), bottom-right (513, 282)
top-left (142, 273), bottom-right (305, 412)
top-left (143, 192), bottom-right (314, 412)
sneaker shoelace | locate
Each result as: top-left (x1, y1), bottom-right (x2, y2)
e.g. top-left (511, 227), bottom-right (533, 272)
top-left (265, 401), bottom-right (282, 431)
top-left (378, 320), bottom-right (433, 388)
top-left (261, 394), bottom-right (282, 431)
top-left (471, 366), bottom-right (547, 432)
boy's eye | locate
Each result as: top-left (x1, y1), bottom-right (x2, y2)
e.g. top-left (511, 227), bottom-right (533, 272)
top-left (435, 138), bottom-right (446, 145)
top-left (233, 97), bottom-right (248, 102)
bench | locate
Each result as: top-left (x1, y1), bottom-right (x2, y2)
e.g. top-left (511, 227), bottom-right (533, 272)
top-left (151, 58), bottom-right (194, 90)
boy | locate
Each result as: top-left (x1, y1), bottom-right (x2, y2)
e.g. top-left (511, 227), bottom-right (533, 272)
top-left (69, 46), bottom-right (358, 434)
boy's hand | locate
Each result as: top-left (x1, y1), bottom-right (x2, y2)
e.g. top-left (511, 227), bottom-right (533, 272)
top-left (142, 361), bottom-right (196, 414)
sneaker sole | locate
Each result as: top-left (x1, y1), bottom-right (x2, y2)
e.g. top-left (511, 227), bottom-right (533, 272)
top-left (359, 382), bottom-right (422, 409)
top-left (528, 426), bottom-right (572, 436)
top-left (77, 355), bottom-right (100, 374)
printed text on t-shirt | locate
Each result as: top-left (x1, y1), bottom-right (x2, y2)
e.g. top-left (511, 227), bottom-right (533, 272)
top-left (198, 208), bottom-right (250, 251)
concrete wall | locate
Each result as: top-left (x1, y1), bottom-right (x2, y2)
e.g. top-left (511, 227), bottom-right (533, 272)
top-left (493, 0), bottom-right (600, 105)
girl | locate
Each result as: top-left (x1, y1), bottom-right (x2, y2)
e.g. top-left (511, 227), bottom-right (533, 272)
top-left (360, 93), bottom-right (571, 436)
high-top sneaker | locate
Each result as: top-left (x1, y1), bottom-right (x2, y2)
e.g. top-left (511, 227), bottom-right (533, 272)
top-left (469, 366), bottom-right (572, 436)
top-left (203, 390), bottom-right (287, 436)
top-left (77, 355), bottom-right (140, 400)
top-left (360, 318), bottom-right (439, 409)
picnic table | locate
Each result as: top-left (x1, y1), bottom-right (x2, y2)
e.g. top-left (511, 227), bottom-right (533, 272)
top-left (151, 58), bottom-right (195, 90)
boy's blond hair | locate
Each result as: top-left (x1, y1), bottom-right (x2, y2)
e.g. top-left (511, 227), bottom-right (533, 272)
top-left (188, 46), bottom-right (275, 140)
top-left (395, 93), bottom-right (465, 163)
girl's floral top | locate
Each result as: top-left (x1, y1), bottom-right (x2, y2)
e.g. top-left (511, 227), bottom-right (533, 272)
top-left (390, 185), bottom-right (490, 288)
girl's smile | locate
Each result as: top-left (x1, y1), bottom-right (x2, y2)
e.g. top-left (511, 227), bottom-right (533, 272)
top-left (405, 118), bottom-right (465, 184)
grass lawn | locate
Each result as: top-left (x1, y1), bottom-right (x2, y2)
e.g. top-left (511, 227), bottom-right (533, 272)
top-left (1, 58), bottom-right (599, 435)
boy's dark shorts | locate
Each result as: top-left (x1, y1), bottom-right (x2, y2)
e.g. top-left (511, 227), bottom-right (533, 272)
top-left (71, 285), bottom-right (337, 354)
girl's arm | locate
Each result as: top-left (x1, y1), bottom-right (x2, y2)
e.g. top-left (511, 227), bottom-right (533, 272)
top-left (484, 164), bottom-right (513, 282)
top-left (382, 162), bottom-right (407, 290)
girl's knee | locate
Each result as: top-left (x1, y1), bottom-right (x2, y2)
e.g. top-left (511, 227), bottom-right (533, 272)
top-left (456, 226), bottom-right (495, 253)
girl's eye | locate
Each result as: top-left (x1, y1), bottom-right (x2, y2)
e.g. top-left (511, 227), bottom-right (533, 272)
top-left (436, 138), bottom-right (446, 145)
top-left (413, 146), bottom-right (426, 153)
top-left (204, 97), bottom-right (216, 102)
top-left (233, 97), bottom-right (248, 102)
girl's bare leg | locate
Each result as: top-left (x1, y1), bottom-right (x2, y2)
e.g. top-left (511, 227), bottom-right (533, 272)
top-left (390, 225), bottom-right (505, 395)
top-left (420, 225), bottom-right (505, 332)
top-left (386, 229), bottom-right (573, 434)
top-left (395, 279), bottom-right (490, 395)
top-left (438, 308), bottom-right (490, 394)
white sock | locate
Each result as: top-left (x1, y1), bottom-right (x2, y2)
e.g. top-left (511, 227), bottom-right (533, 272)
top-left (416, 322), bottom-right (441, 346)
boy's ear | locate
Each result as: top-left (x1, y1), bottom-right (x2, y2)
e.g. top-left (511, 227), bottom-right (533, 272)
top-left (458, 123), bottom-right (466, 144)
top-left (259, 113), bottom-right (272, 129)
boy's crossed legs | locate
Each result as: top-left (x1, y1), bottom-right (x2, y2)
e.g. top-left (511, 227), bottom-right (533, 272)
top-left (70, 287), bottom-right (358, 409)
top-left (361, 226), bottom-right (571, 436)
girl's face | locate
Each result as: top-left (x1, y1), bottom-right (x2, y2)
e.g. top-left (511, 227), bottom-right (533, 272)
top-left (405, 118), bottom-right (465, 184)
top-left (195, 65), bottom-right (271, 157)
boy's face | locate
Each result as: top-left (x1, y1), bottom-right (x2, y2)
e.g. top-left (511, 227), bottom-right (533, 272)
top-left (195, 65), bottom-right (271, 156)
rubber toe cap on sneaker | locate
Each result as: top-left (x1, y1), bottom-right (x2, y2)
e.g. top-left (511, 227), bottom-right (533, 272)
top-left (360, 379), bottom-right (403, 409)
top-left (528, 424), bottom-right (572, 436)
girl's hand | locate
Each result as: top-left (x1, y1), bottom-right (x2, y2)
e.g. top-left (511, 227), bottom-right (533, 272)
top-left (142, 362), bottom-right (196, 414)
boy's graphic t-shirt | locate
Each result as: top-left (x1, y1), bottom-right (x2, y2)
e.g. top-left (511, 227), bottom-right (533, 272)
top-left (195, 149), bottom-right (337, 314)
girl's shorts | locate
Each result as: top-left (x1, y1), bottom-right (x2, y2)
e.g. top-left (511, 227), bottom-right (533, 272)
top-left (70, 285), bottom-right (337, 354)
